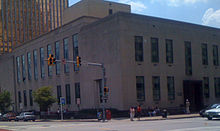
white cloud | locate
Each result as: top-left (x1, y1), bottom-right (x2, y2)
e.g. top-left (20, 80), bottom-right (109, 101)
top-left (202, 8), bottom-right (220, 28)
top-left (151, 0), bottom-right (207, 7)
top-left (118, 0), bottom-right (147, 13)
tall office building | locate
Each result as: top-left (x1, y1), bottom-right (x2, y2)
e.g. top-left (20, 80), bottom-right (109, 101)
top-left (0, 0), bottom-right (69, 54)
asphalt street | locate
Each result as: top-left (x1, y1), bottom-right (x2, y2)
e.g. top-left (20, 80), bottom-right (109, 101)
top-left (0, 117), bottom-right (220, 131)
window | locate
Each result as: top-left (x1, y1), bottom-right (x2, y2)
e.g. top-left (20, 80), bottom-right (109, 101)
top-left (214, 77), bottom-right (220, 98)
top-left (18, 91), bottom-right (21, 103)
top-left (203, 77), bottom-right (209, 98)
top-left (63, 38), bottom-right (69, 73)
top-left (23, 90), bottom-right (27, 106)
top-left (109, 9), bottom-right (113, 15)
top-left (22, 55), bottom-right (26, 82)
top-left (57, 85), bottom-right (62, 104)
top-left (135, 36), bottom-right (143, 62)
top-left (29, 90), bottom-right (33, 106)
top-left (55, 41), bottom-right (60, 75)
top-left (47, 45), bottom-right (52, 76)
top-left (201, 43), bottom-right (208, 65)
top-left (27, 52), bottom-right (32, 80)
top-left (73, 34), bottom-right (79, 71)
top-left (16, 56), bottom-right (21, 83)
top-left (75, 83), bottom-right (80, 104)
top-left (185, 41), bottom-right (192, 75)
top-left (152, 76), bottom-right (160, 101)
top-left (40, 47), bottom-right (45, 78)
top-left (213, 45), bottom-right (219, 66)
top-left (33, 50), bottom-right (38, 80)
top-left (136, 76), bottom-right (145, 101)
top-left (151, 37), bottom-right (159, 63)
top-left (167, 76), bottom-right (175, 100)
top-left (166, 39), bottom-right (173, 63)
top-left (65, 84), bottom-right (71, 104)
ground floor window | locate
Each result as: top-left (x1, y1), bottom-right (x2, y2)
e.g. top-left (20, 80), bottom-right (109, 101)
top-left (214, 77), bottom-right (220, 98)
top-left (167, 76), bottom-right (175, 100)
top-left (152, 76), bottom-right (160, 101)
top-left (136, 76), bottom-right (145, 101)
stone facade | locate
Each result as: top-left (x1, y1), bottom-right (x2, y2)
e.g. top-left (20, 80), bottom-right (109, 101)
top-left (1, 8), bottom-right (220, 113)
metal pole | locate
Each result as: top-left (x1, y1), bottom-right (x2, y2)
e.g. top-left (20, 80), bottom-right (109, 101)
top-left (101, 64), bottom-right (106, 122)
top-left (60, 102), bottom-right (63, 120)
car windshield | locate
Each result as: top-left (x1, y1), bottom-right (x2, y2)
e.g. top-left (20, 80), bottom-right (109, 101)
top-left (210, 104), bottom-right (220, 108)
top-left (24, 112), bottom-right (33, 115)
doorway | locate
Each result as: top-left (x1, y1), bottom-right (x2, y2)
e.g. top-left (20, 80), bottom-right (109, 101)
top-left (183, 80), bottom-right (203, 112)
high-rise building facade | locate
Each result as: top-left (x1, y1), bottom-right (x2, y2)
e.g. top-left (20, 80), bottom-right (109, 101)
top-left (0, 0), bottom-right (69, 54)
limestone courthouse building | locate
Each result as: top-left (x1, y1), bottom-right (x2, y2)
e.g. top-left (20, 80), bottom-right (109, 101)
top-left (0, 0), bottom-right (220, 113)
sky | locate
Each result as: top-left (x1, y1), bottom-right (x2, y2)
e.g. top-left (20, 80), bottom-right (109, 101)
top-left (69, 0), bottom-right (220, 29)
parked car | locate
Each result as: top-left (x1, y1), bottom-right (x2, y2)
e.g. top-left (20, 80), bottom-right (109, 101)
top-left (199, 103), bottom-right (220, 117)
top-left (16, 112), bottom-right (36, 121)
top-left (2, 112), bottom-right (16, 121)
top-left (205, 105), bottom-right (220, 120)
top-left (0, 113), bottom-right (2, 120)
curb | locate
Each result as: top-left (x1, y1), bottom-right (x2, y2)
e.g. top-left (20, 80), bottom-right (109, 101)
top-left (35, 114), bottom-right (200, 122)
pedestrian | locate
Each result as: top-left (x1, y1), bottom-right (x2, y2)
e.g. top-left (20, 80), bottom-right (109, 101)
top-left (137, 105), bottom-right (142, 120)
top-left (130, 107), bottom-right (135, 121)
top-left (57, 108), bottom-right (60, 119)
top-left (186, 99), bottom-right (190, 114)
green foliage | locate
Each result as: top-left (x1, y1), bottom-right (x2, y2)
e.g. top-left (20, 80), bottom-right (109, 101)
top-left (0, 90), bottom-right (12, 113)
top-left (33, 86), bottom-right (56, 111)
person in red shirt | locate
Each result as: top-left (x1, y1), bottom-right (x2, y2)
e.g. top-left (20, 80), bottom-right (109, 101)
top-left (137, 105), bottom-right (142, 120)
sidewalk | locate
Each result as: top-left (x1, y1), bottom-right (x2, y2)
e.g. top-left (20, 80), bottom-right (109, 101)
top-left (36, 113), bottom-right (200, 122)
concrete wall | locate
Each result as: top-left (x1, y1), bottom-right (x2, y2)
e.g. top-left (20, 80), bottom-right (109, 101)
top-left (0, 54), bottom-right (16, 111)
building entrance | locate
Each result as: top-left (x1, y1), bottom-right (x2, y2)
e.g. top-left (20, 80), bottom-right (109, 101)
top-left (183, 80), bottom-right (203, 112)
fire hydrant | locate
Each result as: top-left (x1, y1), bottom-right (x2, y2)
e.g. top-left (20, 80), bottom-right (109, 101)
top-left (106, 110), bottom-right (111, 120)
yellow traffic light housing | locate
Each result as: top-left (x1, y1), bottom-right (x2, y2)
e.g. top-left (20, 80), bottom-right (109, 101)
top-left (76, 56), bottom-right (81, 67)
top-left (48, 54), bottom-right (54, 66)
top-left (104, 87), bottom-right (109, 95)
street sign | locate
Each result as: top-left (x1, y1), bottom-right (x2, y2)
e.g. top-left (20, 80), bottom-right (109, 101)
top-left (60, 97), bottom-right (65, 105)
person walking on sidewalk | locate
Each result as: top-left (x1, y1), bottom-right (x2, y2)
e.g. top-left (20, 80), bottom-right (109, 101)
top-left (137, 105), bottom-right (142, 120)
top-left (130, 107), bottom-right (135, 121)
top-left (186, 99), bottom-right (190, 114)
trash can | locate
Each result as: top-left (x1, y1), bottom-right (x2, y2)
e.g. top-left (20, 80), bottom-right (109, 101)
top-left (162, 109), bottom-right (167, 118)
top-left (106, 110), bottom-right (111, 120)
top-left (97, 111), bottom-right (102, 121)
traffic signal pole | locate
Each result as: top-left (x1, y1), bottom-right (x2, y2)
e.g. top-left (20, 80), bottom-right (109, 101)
top-left (86, 62), bottom-right (106, 122)
top-left (46, 55), bottom-right (107, 122)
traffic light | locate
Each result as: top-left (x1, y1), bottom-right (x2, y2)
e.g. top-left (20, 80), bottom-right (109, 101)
top-left (48, 54), bottom-right (53, 66)
top-left (76, 56), bottom-right (81, 67)
top-left (104, 87), bottom-right (109, 95)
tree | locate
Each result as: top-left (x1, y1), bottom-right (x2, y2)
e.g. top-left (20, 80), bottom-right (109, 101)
top-left (33, 86), bottom-right (56, 111)
top-left (0, 90), bottom-right (12, 113)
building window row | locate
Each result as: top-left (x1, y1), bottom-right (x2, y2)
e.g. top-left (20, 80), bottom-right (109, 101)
top-left (136, 76), bottom-right (175, 102)
top-left (18, 89), bottom-right (33, 107)
top-left (17, 83), bottom-right (80, 107)
top-left (16, 34), bottom-right (79, 83)
top-left (56, 83), bottom-right (81, 105)
top-left (134, 36), bottom-right (220, 72)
